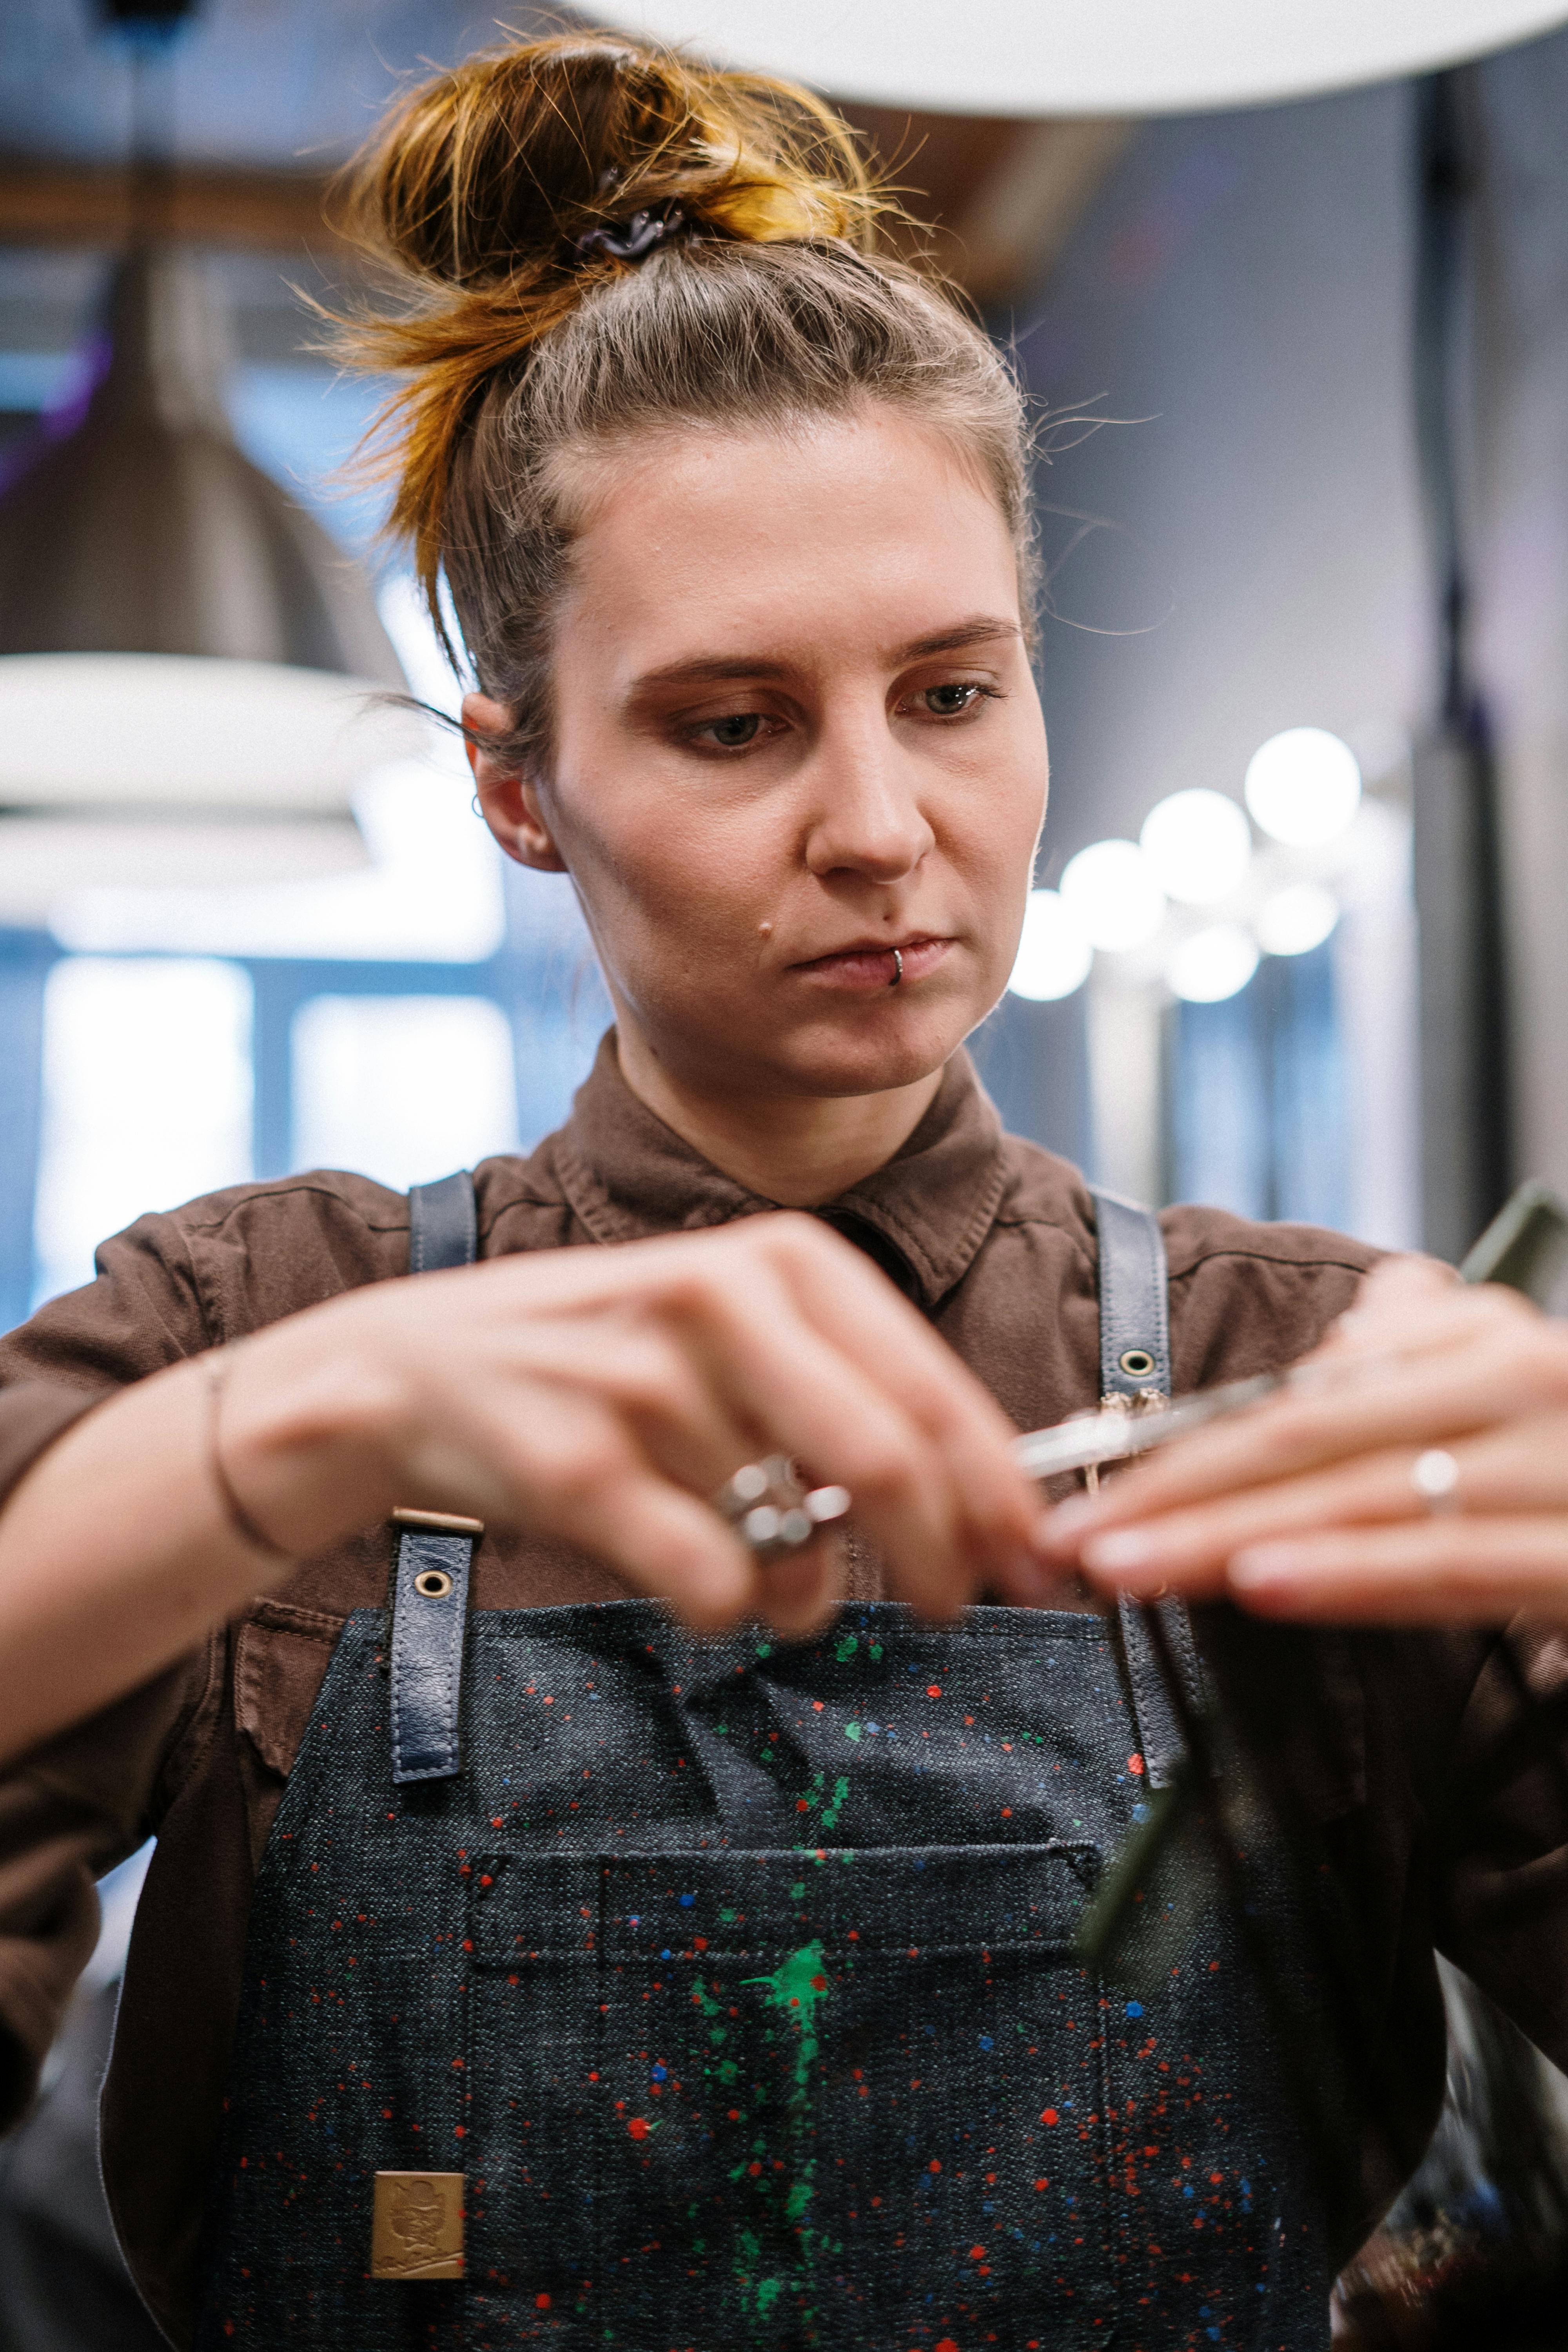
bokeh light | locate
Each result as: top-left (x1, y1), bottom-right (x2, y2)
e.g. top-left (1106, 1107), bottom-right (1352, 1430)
top-left (1243, 727), bottom-right (1362, 846)
top-left (1168, 923), bottom-right (1259, 1003)
top-left (1138, 788), bottom-right (1252, 905)
top-left (1257, 881), bottom-right (1340, 956)
top-left (1059, 838), bottom-right (1167, 953)
top-left (1007, 887), bottom-right (1094, 1001)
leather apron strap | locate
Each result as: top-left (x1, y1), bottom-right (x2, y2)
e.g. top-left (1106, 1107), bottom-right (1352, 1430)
top-left (1091, 1186), bottom-right (1203, 1787)
top-left (388, 1174), bottom-right (482, 1786)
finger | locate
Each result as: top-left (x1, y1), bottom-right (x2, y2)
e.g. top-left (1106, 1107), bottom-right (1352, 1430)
top-left (667, 1251), bottom-right (975, 1618)
top-left (1073, 1416), bottom-right (1568, 1596)
top-left (753, 1533), bottom-right (848, 1639)
top-left (512, 1316), bottom-right (763, 1496)
top-left (1223, 1517), bottom-right (1568, 1625)
top-left (761, 1221), bottom-right (1048, 1593)
top-left (543, 1461), bottom-right (762, 1633)
top-left (1317, 1253), bottom-right (1458, 1349)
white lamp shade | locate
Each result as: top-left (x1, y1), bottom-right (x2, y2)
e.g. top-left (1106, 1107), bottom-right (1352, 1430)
top-left (598, 0), bottom-right (1568, 115)
top-left (0, 653), bottom-right (430, 815)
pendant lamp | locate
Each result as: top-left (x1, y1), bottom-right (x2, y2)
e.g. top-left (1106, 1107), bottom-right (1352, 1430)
top-left (599, 0), bottom-right (1568, 116)
top-left (0, 0), bottom-right (421, 921)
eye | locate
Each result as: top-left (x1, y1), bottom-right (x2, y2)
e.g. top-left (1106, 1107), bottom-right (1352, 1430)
top-left (691, 712), bottom-right (767, 750)
top-left (918, 682), bottom-right (995, 718)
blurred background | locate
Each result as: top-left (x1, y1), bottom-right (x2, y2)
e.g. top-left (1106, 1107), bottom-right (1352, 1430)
top-left (2, 1), bottom-right (1568, 2339)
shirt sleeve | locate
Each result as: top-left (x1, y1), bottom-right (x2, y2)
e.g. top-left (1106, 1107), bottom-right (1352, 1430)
top-left (0, 1207), bottom-right (221, 2130)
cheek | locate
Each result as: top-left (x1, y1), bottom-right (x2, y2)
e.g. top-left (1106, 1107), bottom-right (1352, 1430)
top-left (552, 780), bottom-right (777, 958)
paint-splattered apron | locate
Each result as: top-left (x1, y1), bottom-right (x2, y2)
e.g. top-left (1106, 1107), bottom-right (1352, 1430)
top-left (190, 1184), bottom-right (1333, 2350)
top-left (192, 1609), bottom-right (1338, 2351)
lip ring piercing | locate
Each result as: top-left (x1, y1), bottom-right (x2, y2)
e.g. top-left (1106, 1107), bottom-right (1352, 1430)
top-left (889, 947), bottom-right (903, 987)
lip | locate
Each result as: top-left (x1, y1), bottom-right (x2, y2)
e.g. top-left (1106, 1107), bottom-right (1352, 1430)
top-left (789, 935), bottom-right (954, 991)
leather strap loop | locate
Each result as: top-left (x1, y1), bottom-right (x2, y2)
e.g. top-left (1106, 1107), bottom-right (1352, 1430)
top-left (407, 1171), bottom-right (477, 1275)
top-left (1091, 1187), bottom-right (1200, 1787)
top-left (390, 1172), bottom-right (482, 1784)
top-left (390, 1521), bottom-right (476, 1784)
top-left (1090, 1187), bottom-right (1172, 1401)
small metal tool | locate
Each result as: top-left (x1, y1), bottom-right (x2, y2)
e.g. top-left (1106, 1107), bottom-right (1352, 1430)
top-left (1013, 1373), bottom-right (1281, 1484)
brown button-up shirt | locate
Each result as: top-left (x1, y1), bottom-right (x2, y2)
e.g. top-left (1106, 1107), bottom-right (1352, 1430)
top-left (0, 1037), bottom-right (1562, 2344)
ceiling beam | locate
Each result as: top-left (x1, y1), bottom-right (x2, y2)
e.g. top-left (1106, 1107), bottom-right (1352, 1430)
top-left (0, 159), bottom-right (341, 254)
top-left (0, 113), bottom-right (1131, 304)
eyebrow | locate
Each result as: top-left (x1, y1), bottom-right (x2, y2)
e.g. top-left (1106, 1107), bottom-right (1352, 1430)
top-left (624, 615), bottom-right (1022, 697)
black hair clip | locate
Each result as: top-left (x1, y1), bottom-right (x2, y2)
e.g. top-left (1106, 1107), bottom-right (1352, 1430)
top-left (575, 203), bottom-right (686, 263)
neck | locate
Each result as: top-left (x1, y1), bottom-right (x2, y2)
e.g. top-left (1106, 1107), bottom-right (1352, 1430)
top-left (613, 1031), bottom-right (945, 1207)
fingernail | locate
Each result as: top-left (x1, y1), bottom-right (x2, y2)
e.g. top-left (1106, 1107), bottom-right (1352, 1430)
top-left (1228, 1544), bottom-right (1307, 1589)
top-left (1082, 1529), bottom-right (1158, 1572)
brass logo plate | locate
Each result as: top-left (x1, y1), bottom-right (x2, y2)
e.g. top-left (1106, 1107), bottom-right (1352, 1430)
top-left (371, 2171), bottom-right (465, 2280)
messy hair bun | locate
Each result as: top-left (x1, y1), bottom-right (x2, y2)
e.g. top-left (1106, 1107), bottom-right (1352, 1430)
top-left (336, 31), bottom-right (1033, 767)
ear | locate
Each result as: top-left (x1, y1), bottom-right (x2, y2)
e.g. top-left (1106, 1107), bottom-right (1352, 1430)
top-left (463, 692), bottom-right (569, 873)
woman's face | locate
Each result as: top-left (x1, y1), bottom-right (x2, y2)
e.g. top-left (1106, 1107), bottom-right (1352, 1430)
top-left (471, 403), bottom-right (1049, 1104)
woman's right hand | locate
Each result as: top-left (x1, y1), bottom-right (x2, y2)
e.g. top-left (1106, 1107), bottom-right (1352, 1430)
top-left (220, 1213), bottom-right (1052, 1636)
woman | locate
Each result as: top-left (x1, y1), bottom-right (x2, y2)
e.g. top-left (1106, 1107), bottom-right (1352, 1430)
top-left (0, 32), bottom-right (1565, 2352)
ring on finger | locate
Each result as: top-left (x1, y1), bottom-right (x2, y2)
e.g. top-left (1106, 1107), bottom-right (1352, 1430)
top-left (1410, 1447), bottom-right (1462, 1515)
top-left (712, 1455), bottom-right (853, 1563)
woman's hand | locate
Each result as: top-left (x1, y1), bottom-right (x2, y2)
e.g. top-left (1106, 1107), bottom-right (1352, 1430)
top-left (222, 1212), bottom-right (1051, 1637)
top-left (1037, 1255), bottom-right (1568, 1625)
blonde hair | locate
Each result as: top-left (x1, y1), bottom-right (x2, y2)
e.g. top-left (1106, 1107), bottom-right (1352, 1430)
top-left (337, 31), bottom-right (1034, 769)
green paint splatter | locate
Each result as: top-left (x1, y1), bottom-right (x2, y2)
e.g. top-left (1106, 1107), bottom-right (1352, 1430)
top-left (728, 1941), bottom-right (839, 2339)
top-left (843, 1721), bottom-right (862, 1743)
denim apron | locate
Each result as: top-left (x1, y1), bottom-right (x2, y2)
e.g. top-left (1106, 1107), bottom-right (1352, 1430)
top-left (190, 1185), bottom-right (1332, 2350)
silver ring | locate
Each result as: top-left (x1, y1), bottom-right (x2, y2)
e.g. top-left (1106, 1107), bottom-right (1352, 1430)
top-left (712, 1455), bottom-right (852, 1563)
top-left (1410, 1448), bottom-right (1462, 1515)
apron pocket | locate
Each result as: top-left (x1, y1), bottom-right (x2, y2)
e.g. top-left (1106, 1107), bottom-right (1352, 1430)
top-left (465, 1843), bottom-right (1118, 2349)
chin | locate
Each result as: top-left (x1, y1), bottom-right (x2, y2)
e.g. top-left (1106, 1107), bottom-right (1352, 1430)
top-left (772, 1004), bottom-right (975, 1098)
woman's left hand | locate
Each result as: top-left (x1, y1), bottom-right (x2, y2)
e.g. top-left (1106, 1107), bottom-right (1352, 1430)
top-left (1037, 1254), bottom-right (1568, 1624)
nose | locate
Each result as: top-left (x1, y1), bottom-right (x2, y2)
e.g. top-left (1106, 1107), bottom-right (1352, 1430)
top-left (802, 715), bottom-right (935, 885)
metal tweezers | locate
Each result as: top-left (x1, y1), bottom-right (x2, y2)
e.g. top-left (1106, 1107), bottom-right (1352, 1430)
top-left (1013, 1371), bottom-right (1282, 1484)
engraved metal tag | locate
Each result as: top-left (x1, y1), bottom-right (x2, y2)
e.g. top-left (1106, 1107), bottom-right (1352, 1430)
top-left (371, 2171), bottom-right (465, 2280)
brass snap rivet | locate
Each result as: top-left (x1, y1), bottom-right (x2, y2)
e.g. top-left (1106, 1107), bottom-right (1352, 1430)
top-left (1119, 1347), bottom-right (1156, 1379)
top-left (414, 1568), bottom-right (454, 1600)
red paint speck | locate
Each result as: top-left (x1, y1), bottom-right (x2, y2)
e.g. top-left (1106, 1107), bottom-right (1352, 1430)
top-left (1041, 2107), bottom-right (1059, 2126)
top-left (926, 1684), bottom-right (942, 1697)
top-left (627, 2117), bottom-right (651, 2140)
top-left (936, 2339), bottom-right (960, 2352)
top-left (1033, 2178), bottom-right (1048, 2191)
top-left (1129, 1753), bottom-right (1145, 1776)
top-left (928, 2158), bottom-right (942, 2174)
top-left (535, 2292), bottom-right (551, 2308)
top-left (969, 2243), bottom-right (985, 2259)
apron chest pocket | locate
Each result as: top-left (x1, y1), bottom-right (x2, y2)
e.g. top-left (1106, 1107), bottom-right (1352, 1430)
top-left (465, 1842), bottom-right (1119, 2349)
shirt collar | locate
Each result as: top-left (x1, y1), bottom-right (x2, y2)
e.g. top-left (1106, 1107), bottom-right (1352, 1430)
top-left (552, 1031), bottom-right (1010, 1313)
